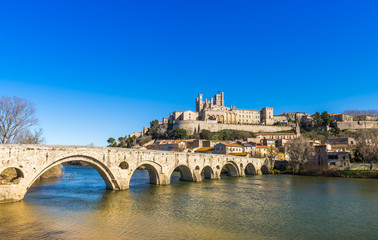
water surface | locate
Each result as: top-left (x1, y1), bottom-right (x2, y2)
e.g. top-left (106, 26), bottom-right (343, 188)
top-left (0, 165), bottom-right (377, 239)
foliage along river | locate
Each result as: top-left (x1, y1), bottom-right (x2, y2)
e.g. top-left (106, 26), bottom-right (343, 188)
top-left (0, 165), bottom-right (377, 240)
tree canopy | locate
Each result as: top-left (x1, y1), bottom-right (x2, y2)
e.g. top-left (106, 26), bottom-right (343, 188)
top-left (168, 128), bottom-right (187, 139)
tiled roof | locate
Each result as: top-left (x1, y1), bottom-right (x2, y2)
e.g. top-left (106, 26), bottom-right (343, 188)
top-left (228, 152), bottom-right (249, 156)
top-left (331, 145), bottom-right (355, 148)
top-left (195, 147), bottom-right (214, 152)
top-left (218, 143), bottom-right (242, 147)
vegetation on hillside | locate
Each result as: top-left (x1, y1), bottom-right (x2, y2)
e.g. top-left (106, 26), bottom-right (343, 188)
top-left (199, 129), bottom-right (254, 141)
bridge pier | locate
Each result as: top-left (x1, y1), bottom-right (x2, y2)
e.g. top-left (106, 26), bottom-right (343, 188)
top-left (115, 178), bottom-right (130, 190)
top-left (159, 174), bottom-right (171, 185)
top-left (239, 167), bottom-right (246, 177)
top-left (193, 170), bottom-right (202, 182)
top-left (0, 185), bottom-right (27, 203)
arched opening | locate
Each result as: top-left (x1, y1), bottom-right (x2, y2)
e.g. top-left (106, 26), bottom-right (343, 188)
top-left (28, 156), bottom-right (117, 191)
top-left (220, 162), bottom-right (239, 177)
top-left (24, 156), bottom-right (118, 203)
top-left (130, 163), bottom-right (160, 187)
top-left (170, 165), bottom-right (193, 182)
top-left (245, 163), bottom-right (257, 175)
top-left (201, 166), bottom-right (214, 180)
top-left (261, 165), bottom-right (270, 174)
top-left (119, 161), bottom-right (129, 169)
top-left (0, 167), bottom-right (24, 184)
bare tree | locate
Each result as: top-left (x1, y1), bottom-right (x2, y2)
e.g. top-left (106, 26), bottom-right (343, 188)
top-left (285, 137), bottom-right (315, 173)
top-left (353, 129), bottom-right (378, 170)
top-left (14, 128), bottom-right (45, 144)
top-left (0, 96), bottom-right (38, 144)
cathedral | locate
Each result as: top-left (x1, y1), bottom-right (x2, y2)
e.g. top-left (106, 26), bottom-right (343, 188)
top-left (171, 92), bottom-right (274, 125)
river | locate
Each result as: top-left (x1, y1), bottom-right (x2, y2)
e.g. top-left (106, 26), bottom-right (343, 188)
top-left (0, 165), bottom-right (377, 240)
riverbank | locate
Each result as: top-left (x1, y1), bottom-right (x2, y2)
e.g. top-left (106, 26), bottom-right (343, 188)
top-left (273, 169), bottom-right (378, 179)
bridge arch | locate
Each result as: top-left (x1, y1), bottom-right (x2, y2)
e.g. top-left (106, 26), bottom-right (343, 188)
top-left (245, 163), bottom-right (257, 175)
top-left (170, 165), bottom-right (194, 182)
top-left (132, 161), bottom-right (162, 185)
top-left (220, 161), bottom-right (240, 177)
top-left (261, 165), bottom-right (269, 174)
top-left (29, 155), bottom-right (119, 190)
top-left (201, 166), bottom-right (215, 180)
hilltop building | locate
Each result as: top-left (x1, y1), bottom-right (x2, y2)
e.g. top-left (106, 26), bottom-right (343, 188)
top-left (172, 92), bottom-right (274, 125)
top-left (168, 92), bottom-right (291, 135)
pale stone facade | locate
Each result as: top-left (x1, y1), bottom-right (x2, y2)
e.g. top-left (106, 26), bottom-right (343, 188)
top-left (214, 143), bottom-right (243, 155)
top-left (255, 132), bottom-right (297, 140)
top-left (336, 121), bottom-right (378, 130)
top-left (273, 114), bottom-right (288, 123)
top-left (0, 144), bottom-right (273, 203)
top-left (173, 120), bottom-right (292, 135)
top-left (170, 93), bottom-right (277, 128)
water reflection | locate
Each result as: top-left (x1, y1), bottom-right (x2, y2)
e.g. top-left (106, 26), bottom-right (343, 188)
top-left (0, 166), bottom-right (377, 240)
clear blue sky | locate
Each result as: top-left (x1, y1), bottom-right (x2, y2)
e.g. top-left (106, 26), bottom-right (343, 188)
top-left (1, 0), bottom-right (377, 146)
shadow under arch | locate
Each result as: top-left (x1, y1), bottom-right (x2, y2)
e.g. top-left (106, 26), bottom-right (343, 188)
top-left (28, 155), bottom-right (119, 191)
top-left (0, 167), bottom-right (24, 184)
top-left (245, 163), bottom-right (257, 175)
top-left (261, 165), bottom-right (269, 174)
top-left (131, 162), bottom-right (161, 185)
top-left (220, 161), bottom-right (239, 176)
top-left (201, 165), bottom-right (215, 179)
top-left (170, 165), bottom-right (193, 182)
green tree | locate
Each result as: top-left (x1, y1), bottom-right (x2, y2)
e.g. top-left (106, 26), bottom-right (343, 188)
top-left (168, 128), bottom-right (187, 139)
top-left (314, 112), bottom-right (324, 127)
top-left (286, 114), bottom-right (292, 123)
top-left (147, 120), bottom-right (160, 139)
top-left (118, 137), bottom-right (126, 147)
top-left (321, 111), bottom-right (332, 126)
top-left (199, 129), bottom-right (212, 140)
top-left (107, 137), bottom-right (115, 145)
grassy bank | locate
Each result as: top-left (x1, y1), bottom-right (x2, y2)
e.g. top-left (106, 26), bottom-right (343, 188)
top-left (273, 169), bottom-right (378, 179)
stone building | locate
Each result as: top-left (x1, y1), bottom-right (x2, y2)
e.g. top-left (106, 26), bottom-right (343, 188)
top-left (314, 145), bottom-right (328, 169)
top-left (328, 152), bottom-right (350, 170)
top-left (214, 143), bottom-right (243, 155)
top-left (273, 114), bottom-right (288, 124)
top-left (284, 112), bottom-right (308, 121)
top-left (171, 92), bottom-right (274, 125)
top-left (326, 137), bottom-right (356, 146)
top-left (255, 145), bottom-right (268, 157)
top-left (255, 132), bottom-right (297, 140)
top-left (330, 113), bottom-right (353, 122)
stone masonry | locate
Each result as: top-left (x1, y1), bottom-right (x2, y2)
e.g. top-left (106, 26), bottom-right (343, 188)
top-left (0, 144), bottom-right (272, 203)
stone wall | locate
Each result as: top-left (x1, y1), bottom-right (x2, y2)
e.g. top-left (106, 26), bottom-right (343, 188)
top-left (173, 120), bottom-right (293, 135)
top-left (336, 121), bottom-right (378, 130)
top-left (349, 163), bottom-right (378, 170)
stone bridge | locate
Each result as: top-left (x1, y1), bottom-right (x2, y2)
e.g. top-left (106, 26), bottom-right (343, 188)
top-left (0, 145), bottom-right (273, 203)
